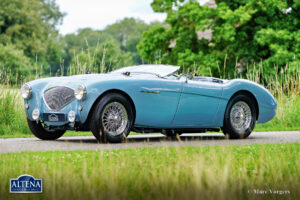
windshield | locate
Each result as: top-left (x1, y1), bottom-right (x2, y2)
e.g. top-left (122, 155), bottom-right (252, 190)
top-left (111, 64), bottom-right (180, 77)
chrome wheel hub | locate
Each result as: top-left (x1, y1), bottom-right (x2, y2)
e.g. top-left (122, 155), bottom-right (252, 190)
top-left (230, 101), bottom-right (252, 134)
top-left (101, 102), bottom-right (128, 136)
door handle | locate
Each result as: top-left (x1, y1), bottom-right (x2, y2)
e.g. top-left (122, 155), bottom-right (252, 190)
top-left (140, 90), bottom-right (160, 94)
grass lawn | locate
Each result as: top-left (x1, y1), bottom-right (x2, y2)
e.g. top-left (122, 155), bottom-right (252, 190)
top-left (0, 143), bottom-right (299, 200)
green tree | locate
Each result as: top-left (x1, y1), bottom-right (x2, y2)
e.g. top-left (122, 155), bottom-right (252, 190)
top-left (62, 28), bottom-right (110, 69)
top-left (105, 18), bottom-right (154, 64)
top-left (64, 29), bottom-right (134, 73)
top-left (138, 0), bottom-right (300, 76)
top-left (69, 39), bottom-right (133, 74)
top-left (63, 18), bottom-right (159, 73)
top-left (0, 0), bottom-right (64, 80)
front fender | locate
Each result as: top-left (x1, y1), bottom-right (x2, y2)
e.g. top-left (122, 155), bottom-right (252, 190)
top-left (79, 80), bottom-right (138, 124)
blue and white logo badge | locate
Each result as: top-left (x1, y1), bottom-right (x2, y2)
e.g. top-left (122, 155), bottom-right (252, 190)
top-left (10, 174), bottom-right (42, 193)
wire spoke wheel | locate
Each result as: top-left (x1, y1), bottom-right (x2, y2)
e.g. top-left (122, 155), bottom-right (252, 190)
top-left (101, 102), bottom-right (128, 136)
top-left (91, 93), bottom-right (133, 143)
top-left (229, 101), bottom-right (252, 135)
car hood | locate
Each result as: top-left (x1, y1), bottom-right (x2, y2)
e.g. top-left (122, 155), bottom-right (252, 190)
top-left (27, 73), bottom-right (127, 90)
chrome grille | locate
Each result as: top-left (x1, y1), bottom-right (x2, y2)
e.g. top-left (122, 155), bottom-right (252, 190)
top-left (44, 86), bottom-right (75, 111)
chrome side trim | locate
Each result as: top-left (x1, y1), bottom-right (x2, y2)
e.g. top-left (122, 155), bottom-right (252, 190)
top-left (140, 90), bottom-right (160, 94)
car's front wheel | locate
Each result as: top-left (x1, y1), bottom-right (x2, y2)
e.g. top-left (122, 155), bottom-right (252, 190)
top-left (90, 93), bottom-right (134, 143)
top-left (222, 93), bottom-right (257, 139)
top-left (27, 118), bottom-right (66, 140)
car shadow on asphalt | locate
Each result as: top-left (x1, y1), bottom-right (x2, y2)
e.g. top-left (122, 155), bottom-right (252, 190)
top-left (56, 134), bottom-right (227, 144)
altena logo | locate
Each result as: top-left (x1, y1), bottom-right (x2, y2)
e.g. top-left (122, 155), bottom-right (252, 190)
top-left (10, 174), bottom-right (42, 193)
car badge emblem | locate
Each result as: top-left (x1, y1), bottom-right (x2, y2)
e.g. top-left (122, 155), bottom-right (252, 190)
top-left (49, 114), bottom-right (59, 122)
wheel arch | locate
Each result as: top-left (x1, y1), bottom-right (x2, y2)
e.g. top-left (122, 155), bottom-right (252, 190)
top-left (85, 89), bottom-right (136, 128)
top-left (227, 90), bottom-right (259, 120)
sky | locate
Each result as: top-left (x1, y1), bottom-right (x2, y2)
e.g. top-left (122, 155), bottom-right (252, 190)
top-left (56, 0), bottom-right (209, 35)
top-left (56, 0), bottom-right (166, 35)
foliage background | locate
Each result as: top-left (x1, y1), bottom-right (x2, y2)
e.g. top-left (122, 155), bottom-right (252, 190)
top-left (0, 0), bottom-right (160, 83)
top-left (0, 0), bottom-right (299, 83)
top-left (0, 0), bottom-right (64, 83)
top-left (138, 0), bottom-right (300, 77)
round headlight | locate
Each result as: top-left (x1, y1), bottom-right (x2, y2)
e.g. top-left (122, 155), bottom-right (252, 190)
top-left (21, 84), bottom-right (32, 99)
top-left (74, 84), bottom-right (86, 101)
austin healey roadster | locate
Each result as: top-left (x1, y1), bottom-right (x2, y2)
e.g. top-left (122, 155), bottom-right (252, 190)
top-left (21, 65), bottom-right (277, 143)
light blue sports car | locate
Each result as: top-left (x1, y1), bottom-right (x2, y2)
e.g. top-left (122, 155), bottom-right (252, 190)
top-left (21, 65), bottom-right (277, 142)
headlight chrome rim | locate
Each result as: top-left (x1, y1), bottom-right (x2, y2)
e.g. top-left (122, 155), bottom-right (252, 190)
top-left (21, 84), bottom-right (32, 99)
top-left (74, 84), bottom-right (87, 101)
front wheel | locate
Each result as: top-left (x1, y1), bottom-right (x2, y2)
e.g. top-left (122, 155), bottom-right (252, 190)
top-left (222, 94), bottom-right (257, 139)
top-left (27, 118), bottom-right (65, 140)
top-left (90, 93), bottom-right (134, 143)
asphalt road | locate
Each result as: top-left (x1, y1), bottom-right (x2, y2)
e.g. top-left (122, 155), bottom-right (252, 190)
top-left (0, 131), bottom-right (299, 153)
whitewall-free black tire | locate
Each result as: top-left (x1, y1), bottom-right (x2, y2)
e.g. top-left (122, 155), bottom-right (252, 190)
top-left (90, 93), bottom-right (134, 143)
top-left (222, 93), bottom-right (257, 139)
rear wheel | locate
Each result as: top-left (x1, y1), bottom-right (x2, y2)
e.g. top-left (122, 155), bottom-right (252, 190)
top-left (222, 93), bottom-right (256, 139)
top-left (27, 118), bottom-right (65, 140)
top-left (90, 93), bottom-right (134, 143)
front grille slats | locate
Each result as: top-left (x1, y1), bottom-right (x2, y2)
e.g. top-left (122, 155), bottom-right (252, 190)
top-left (44, 86), bottom-right (75, 111)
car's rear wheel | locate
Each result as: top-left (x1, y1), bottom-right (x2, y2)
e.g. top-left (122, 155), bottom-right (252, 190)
top-left (90, 93), bottom-right (134, 143)
top-left (27, 118), bottom-right (65, 140)
top-left (222, 93), bottom-right (257, 139)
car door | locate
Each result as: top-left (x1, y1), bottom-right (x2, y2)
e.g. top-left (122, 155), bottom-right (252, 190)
top-left (132, 78), bottom-right (183, 128)
top-left (172, 79), bottom-right (223, 127)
